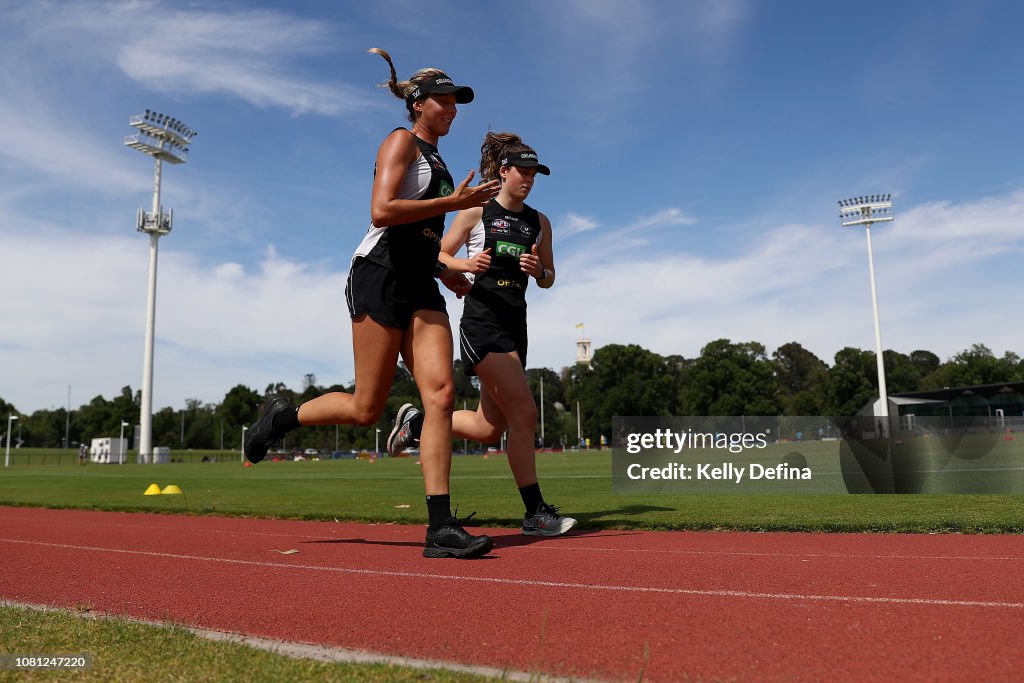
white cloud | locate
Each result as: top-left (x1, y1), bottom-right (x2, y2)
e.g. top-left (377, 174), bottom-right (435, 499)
top-left (558, 212), bottom-right (599, 239)
top-left (0, 229), bottom-right (351, 413)
top-left (4, 190), bottom-right (1024, 413)
top-left (522, 193), bottom-right (1024, 373)
top-left (624, 207), bottom-right (697, 232)
top-left (3, 2), bottom-right (378, 119)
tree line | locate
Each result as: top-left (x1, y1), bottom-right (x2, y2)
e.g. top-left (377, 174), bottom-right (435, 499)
top-left (2, 341), bottom-right (1020, 450)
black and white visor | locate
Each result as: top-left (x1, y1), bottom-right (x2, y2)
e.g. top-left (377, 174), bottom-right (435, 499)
top-left (500, 151), bottom-right (551, 175)
top-left (406, 76), bottom-right (474, 104)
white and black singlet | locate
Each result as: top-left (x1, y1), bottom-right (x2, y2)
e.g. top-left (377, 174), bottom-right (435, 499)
top-left (347, 130), bottom-right (455, 328)
top-left (459, 198), bottom-right (543, 375)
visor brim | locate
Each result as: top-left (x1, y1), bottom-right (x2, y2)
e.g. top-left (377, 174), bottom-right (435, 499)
top-left (429, 85), bottom-right (474, 104)
top-left (505, 160), bottom-right (551, 175)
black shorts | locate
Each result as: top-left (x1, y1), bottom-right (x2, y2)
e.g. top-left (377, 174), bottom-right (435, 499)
top-left (346, 257), bottom-right (446, 329)
top-left (459, 310), bottom-right (528, 376)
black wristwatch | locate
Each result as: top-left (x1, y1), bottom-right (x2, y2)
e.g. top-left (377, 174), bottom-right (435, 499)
top-left (434, 261), bottom-right (448, 277)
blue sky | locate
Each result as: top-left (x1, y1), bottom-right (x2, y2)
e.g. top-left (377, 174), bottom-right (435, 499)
top-left (2, 0), bottom-right (1023, 414)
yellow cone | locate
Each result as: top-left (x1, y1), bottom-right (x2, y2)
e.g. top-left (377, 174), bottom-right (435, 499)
top-left (143, 484), bottom-right (162, 496)
top-left (161, 484), bottom-right (183, 495)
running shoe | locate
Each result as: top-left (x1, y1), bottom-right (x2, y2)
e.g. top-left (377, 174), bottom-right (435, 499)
top-left (423, 517), bottom-right (493, 559)
top-left (387, 403), bottom-right (421, 457)
top-left (521, 502), bottom-right (577, 536)
top-left (243, 396), bottom-right (294, 464)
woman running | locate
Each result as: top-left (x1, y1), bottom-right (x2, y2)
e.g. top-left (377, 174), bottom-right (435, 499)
top-left (389, 132), bottom-right (576, 536)
top-left (245, 48), bottom-right (500, 559)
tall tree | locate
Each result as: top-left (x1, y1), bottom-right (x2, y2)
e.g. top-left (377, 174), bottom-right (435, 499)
top-left (571, 344), bottom-right (678, 443)
top-left (825, 347), bottom-right (877, 415)
top-left (680, 339), bottom-right (780, 416)
top-left (921, 344), bottom-right (1020, 389)
top-left (773, 342), bottom-right (828, 415)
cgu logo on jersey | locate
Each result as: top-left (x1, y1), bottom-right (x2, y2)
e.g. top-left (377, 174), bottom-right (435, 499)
top-left (490, 219), bottom-right (510, 234)
top-left (495, 240), bottom-right (524, 258)
top-left (438, 181), bottom-right (454, 198)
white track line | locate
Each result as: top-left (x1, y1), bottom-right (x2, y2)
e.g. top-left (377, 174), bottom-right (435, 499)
top-left (2, 538), bottom-right (1021, 609)
top-left (8, 512), bottom-right (1021, 561)
top-left (18, 515), bottom-right (1020, 562)
top-left (510, 545), bottom-right (1024, 562)
top-left (0, 600), bottom-right (594, 683)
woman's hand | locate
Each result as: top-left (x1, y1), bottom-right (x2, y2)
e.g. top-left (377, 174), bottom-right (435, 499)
top-left (439, 270), bottom-right (472, 298)
top-left (519, 244), bottom-right (544, 278)
top-left (448, 171), bottom-right (500, 211)
top-left (465, 247), bottom-right (492, 274)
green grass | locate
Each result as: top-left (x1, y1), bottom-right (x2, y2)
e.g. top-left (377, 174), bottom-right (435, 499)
top-left (0, 604), bottom-right (495, 682)
top-left (1, 448), bottom-right (1022, 532)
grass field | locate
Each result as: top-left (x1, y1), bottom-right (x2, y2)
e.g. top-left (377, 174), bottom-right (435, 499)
top-left (1, 447), bottom-right (1022, 532)
top-left (0, 603), bottom-right (495, 682)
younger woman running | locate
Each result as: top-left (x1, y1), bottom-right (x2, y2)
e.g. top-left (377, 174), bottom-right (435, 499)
top-left (389, 132), bottom-right (576, 536)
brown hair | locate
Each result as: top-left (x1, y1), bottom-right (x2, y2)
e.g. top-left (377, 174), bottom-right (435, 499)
top-left (368, 48), bottom-right (449, 123)
top-left (479, 132), bottom-right (537, 182)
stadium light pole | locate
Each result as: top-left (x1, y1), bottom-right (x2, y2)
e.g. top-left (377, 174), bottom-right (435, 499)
top-left (5, 415), bottom-right (18, 467)
top-left (839, 194), bottom-right (894, 437)
top-left (124, 110), bottom-right (197, 463)
top-left (241, 426), bottom-right (248, 463)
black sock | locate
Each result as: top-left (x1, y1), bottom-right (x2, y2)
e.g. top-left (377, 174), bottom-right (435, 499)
top-left (519, 483), bottom-right (543, 517)
top-left (426, 494), bottom-right (452, 530)
top-left (272, 407), bottom-right (301, 434)
top-left (411, 412), bottom-right (424, 441)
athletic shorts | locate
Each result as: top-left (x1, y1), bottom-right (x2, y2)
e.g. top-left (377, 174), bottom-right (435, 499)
top-left (345, 257), bottom-right (446, 329)
top-left (459, 310), bottom-right (528, 376)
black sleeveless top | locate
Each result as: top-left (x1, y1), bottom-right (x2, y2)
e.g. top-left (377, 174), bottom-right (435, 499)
top-left (464, 198), bottom-right (542, 318)
top-left (357, 130), bottom-right (455, 280)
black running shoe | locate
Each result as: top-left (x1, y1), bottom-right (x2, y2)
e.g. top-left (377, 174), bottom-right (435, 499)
top-left (244, 396), bottom-right (294, 464)
top-left (423, 517), bottom-right (493, 559)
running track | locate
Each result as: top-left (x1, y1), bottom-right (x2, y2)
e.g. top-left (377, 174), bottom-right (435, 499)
top-left (2, 506), bottom-right (1022, 681)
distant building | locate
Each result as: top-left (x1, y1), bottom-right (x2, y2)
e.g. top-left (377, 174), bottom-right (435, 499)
top-left (860, 381), bottom-right (1024, 434)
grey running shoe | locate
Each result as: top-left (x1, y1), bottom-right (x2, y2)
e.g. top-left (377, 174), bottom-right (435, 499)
top-left (521, 502), bottom-right (577, 537)
top-left (423, 517), bottom-right (493, 559)
top-left (387, 403), bottom-right (421, 457)
top-left (244, 396), bottom-right (294, 464)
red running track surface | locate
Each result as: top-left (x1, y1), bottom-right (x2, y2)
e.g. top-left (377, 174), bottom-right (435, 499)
top-left (1, 506), bottom-right (1022, 682)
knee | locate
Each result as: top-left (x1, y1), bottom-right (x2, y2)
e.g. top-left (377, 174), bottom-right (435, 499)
top-left (507, 402), bottom-right (538, 433)
top-left (421, 383), bottom-right (456, 416)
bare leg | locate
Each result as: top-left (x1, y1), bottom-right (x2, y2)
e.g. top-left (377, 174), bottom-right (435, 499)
top-left (474, 351), bottom-right (538, 487)
top-left (452, 387), bottom-right (506, 443)
top-left (401, 309), bottom-right (455, 496)
top-left (296, 314), bottom-right (401, 426)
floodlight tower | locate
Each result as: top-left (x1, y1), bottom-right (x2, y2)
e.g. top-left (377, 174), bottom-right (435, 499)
top-left (839, 194), bottom-right (894, 436)
top-left (124, 110), bottom-right (197, 463)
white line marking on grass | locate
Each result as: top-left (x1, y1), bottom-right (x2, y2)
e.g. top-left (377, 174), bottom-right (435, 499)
top-left (0, 600), bottom-right (594, 683)
top-left (2, 538), bottom-right (1021, 610)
